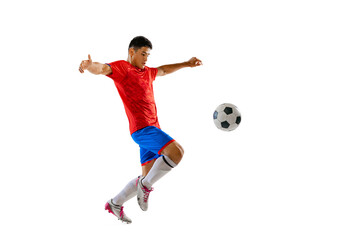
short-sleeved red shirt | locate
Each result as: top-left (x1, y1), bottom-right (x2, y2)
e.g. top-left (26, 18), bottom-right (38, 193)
top-left (106, 60), bottom-right (160, 134)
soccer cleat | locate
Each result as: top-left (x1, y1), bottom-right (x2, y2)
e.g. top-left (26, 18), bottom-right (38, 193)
top-left (136, 176), bottom-right (153, 211)
top-left (105, 199), bottom-right (132, 224)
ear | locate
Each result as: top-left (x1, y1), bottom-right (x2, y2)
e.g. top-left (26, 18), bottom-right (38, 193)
top-left (128, 48), bottom-right (135, 56)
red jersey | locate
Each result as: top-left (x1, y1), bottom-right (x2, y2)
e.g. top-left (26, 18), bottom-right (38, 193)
top-left (106, 60), bottom-right (160, 134)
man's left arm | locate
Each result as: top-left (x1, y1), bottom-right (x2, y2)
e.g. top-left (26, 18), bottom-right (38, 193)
top-left (157, 57), bottom-right (202, 77)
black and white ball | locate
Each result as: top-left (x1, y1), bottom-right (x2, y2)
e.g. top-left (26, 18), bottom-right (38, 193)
top-left (213, 103), bottom-right (241, 131)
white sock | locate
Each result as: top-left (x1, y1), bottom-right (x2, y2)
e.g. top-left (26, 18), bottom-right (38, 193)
top-left (142, 156), bottom-right (177, 188)
top-left (112, 176), bottom-right (138, 206)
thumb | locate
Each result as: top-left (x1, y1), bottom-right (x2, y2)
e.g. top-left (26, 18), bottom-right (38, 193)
top-left (88, 54), bottom-right (92, 62)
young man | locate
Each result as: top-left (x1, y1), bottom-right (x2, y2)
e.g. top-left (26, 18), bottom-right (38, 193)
top-left (79, 36), bottom-right (202, 224)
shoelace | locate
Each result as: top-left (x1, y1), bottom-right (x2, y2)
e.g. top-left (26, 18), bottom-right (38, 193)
top-left (119, 206), bottom-right (124, 218)
top-left (141, 186), bottom-right (154, 203)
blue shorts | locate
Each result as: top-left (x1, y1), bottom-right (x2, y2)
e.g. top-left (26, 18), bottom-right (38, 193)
top-left (131, 126), bottom-right (175, 166)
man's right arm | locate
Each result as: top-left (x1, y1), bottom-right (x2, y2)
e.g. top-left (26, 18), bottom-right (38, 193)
top-left (79, 54), bottom-right (112, 75)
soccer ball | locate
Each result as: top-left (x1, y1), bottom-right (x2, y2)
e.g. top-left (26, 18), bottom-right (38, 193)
top-left (213, 103), bottom-right (241, 131)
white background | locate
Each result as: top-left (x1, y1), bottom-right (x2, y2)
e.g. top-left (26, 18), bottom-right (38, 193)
top-left (1, 0), bottom-right (359, 239)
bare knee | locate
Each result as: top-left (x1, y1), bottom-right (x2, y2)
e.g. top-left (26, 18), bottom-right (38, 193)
top-left (169, 143), bottom-right (184, 164)
top-left (176, 144), bottom-right (184, 161)
top-left (161, 141), bottom-right (184, 165)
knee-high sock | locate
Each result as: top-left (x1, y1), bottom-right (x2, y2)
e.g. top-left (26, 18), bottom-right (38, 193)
top-left (112, 176), bottom-right (138, 206)
top-left (142, 156), bottom-right (177, 188)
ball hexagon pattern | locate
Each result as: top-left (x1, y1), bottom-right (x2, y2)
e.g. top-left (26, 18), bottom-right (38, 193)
top-left (213, 103), bottom-right (241, 131)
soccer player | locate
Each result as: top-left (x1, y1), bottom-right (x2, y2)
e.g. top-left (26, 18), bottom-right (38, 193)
top-left (79, 36), bottom-right (202, 224)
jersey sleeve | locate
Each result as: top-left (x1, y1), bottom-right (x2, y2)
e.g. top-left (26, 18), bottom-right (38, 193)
top-left (148, 67), bottom-right (158, 82)
top-left (105, 61), bottom-right (128, 83)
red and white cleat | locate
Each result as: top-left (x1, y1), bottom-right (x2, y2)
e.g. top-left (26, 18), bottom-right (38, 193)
top-left (105, 199), bottom-right (132, 224)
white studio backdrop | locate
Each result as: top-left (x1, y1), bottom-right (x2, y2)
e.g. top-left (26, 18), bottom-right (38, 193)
top-left (0, 0), bottom-right (359, 239)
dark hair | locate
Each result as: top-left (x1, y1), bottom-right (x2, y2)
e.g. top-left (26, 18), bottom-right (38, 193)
top-left (128, 36), bottom-right (152, 51)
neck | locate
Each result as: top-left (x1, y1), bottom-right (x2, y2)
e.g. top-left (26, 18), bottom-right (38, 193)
top-left (127, 56), bottom-right (138, 68)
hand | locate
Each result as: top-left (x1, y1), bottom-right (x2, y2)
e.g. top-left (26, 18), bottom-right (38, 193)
top-left (187, 57), bottom-right (202, 67)
top-left (79, 54), bottom-right (93, 73)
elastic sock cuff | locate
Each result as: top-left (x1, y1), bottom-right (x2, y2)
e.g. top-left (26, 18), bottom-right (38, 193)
top-left (162, 156), bottom-right (177, 168)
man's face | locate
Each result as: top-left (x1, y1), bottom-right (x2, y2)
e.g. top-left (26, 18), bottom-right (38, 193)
top-left (129, 46), bottom-right (151, 69)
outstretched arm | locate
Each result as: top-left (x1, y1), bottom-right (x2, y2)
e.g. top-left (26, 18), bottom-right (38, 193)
top-left (79, 54), bottom-right (112, 75)
top-left (157, 57), bottom-right (202, 77)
